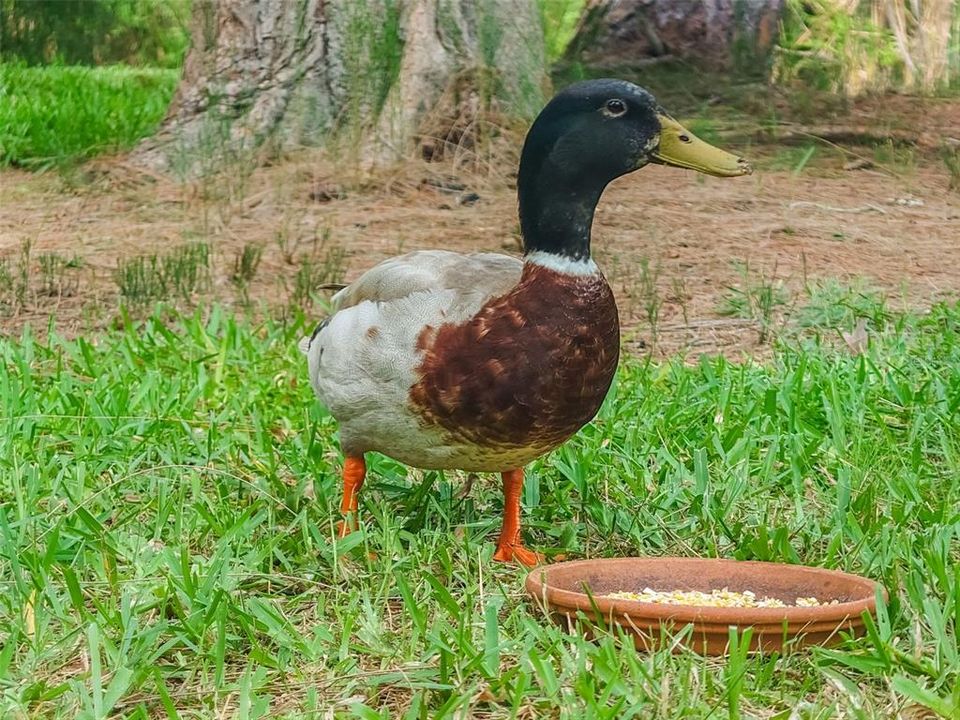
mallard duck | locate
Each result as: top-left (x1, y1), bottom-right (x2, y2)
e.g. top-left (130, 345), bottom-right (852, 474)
top-left (301, 79), bottom-right (750, 566)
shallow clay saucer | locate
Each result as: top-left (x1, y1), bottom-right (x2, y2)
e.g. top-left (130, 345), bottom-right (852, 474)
top-left (525, 557), bottom-right (885, 655)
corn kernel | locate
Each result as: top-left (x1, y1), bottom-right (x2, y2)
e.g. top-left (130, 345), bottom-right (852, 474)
top-left (603, 588), bottom-right (839, 608)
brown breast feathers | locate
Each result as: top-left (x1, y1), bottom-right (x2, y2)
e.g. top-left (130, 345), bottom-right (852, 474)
top-left (409, 263), bottom-right (620, 450)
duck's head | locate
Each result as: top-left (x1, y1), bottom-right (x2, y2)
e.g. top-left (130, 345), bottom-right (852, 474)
top-left (518, 79), bottom-right (751, 263)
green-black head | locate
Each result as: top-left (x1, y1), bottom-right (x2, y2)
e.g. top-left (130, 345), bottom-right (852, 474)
top-left (518, 79), bottom-right (751, 262)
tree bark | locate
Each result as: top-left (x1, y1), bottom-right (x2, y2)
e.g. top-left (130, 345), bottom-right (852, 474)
top-left (373, 0), bottom-right (546, 165)
top-left (131, 0), bottom-right (546, 176)
top-left (566, 0), bottom-right (784, 71)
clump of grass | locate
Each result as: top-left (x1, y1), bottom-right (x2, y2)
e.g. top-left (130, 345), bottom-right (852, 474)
top-left (0, 257), bottom-right (11, 308)
top-left (719, 261), bottom-right (789, 343)
top-left (292, 242), bottom-right (347, 308)
top-left (14, 237), bottom-right (32, 311)
top-left (638, 257), bottom-right (662, 349)
top-left (764, 143), bottom-right (820, 173)
top-left (114, 241), bottom-right (210, 305)
top-left (114, 255), bottom-right (165, 304)
top-left (232, 243), bottom-right (263, 287)
top-left (0, 239), bottom-right (40, 314)
top-left (873, 139), bottom-right (916, 174)
top-left (273, 212), bottom-right (301, 266)
top-left (173, 108), bottom-right (261, 224)
top-left (0, 63), bottom-right (178, 168)
top-left (670, 275), bottom-right (691, 327)
top-left (232, 242), bottom-right (264, 306)
top-left (37, 252), bottom-right (81, 298)
top-left (163, 241), bottom-right (210, 299)
top-left (942, 145), bottom-right (960, 191)
top-left (795, 277), bottom-right (887, 331)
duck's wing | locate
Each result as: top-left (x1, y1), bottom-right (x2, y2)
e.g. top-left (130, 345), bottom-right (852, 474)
top-left (298, 251), bottom-right (523, 441)
top-left (298, 250), bottom-right (522, 354)
top-left (329, 250), bottom-right (522, 313)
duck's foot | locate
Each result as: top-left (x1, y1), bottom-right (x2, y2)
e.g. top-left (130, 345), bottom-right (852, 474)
top-left (335, 455), bottom-right (366, 539)
top-left (492, 467), bottom-right (543, 567)
top-left (492, 541), bottom-right (544, 567)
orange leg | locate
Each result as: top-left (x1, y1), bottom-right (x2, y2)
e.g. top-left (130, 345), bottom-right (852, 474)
top-left (492, 468), bottom-right (543, 567)
top-left (336, 455), bottom-right (366, 538)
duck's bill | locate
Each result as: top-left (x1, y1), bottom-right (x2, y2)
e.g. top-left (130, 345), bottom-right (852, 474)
top-left (651, 114), bottom-right (752, 177)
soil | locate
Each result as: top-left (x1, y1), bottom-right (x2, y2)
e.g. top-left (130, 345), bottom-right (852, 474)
top-left (1, 96), bottom-right (959, 358)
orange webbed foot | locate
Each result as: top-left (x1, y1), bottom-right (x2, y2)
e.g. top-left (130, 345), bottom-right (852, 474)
top-left (492, 542), bottom-right (544, 567)
top-left (492, 468), bottom-right (543, 567)
top-left (335, 455), bottom-right (366, 539)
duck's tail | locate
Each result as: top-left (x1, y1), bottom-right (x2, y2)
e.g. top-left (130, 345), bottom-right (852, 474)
top-left (298, 317), bottom-right (331, 355)
top-left (298, 284), bottom-right (348, 355)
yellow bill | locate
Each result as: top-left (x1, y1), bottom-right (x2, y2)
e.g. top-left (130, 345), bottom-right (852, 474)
top-left (651, 114), bottom-right (752, 177)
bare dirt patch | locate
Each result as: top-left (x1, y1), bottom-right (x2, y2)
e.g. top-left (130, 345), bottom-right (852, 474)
top-left (2, 105), bottom-right (959, 358)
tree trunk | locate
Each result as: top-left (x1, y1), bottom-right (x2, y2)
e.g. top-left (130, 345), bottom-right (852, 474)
top-left (131, 0), bottom-right (546, 176)
top-left (372, 0), bottom-right (547, 166)
top-left (566, 0), bottom-right (784, 71)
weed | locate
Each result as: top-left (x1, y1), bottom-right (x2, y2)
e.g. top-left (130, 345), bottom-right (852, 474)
top-left (0, 239), bottom-right (35, 313)
top-left (765, 143), bottom-right (820, 173)
top-left (638, 257), bottom-right (662, 349)
top-left (795, 277), bottom-right (887, 331)
top-left (232, 243), bottom-right (264, 287)
top-left (670, 275), bottom-right (691, 326)
top-left (166, 242), bottom-right (210, 299)
top-left (0, 257), bottom-right (11, 311)
top-left (113, 254), bottom-right (165, 304)
top-left (725, 626), bottom-right (754, 719)
top-left (942, 145), bottom-right (960, 191)
top-left (292, 241), bottom-right (347, 308)
top-left (232, 243), bottom-right (264, 306)
top-left (114, 241), bottom-right (210, 305)
top-left (37, 252), bottom-right (80, 298)
top-left (791, 144), bottom-right (817, 175)
top-left (873, 139), bottom-right (916, 174)
top-left (273, 209), bottom-right (302, 266)
top-left (14, 237), bottom-right (31, 311)
top-left (719, 261), bottom-right (788, 343)
top-left (172, 108), bottom-right (260, 228)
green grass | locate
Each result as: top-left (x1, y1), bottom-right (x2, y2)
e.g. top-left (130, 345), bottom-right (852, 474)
top-left (114, 242), bottom-right (211, 306)
top-left (1, 298), bottom-right (959, 718)
top-left (0, 63), bottom-right (178, 168)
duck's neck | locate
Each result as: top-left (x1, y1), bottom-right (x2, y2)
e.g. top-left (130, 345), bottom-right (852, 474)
top-left (518, 161), bottom-right (604, 267)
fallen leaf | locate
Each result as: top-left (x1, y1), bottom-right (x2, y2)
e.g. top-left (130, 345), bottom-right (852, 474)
top-left (842, 318), bottom-right (869, 355)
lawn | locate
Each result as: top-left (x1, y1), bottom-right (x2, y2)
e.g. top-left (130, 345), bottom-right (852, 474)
top-left (0, 63), bottom-right (179, 168)
top-left (1, 295), bottom-right (958, 718)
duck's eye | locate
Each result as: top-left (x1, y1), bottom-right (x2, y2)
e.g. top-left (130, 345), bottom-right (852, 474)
top-left (603, 98), bottom-right (627, 118)
top-left (679, 134), bottom-right (691, 143)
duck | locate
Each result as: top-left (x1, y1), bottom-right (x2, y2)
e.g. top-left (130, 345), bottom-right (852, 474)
top-left (300, 79), bottom-right (751, 566)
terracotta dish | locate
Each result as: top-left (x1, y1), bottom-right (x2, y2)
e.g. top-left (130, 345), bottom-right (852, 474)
top-left (525, 557), bottom-right (885, 655)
